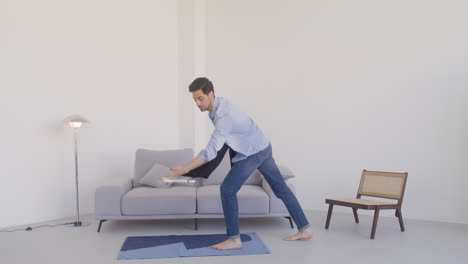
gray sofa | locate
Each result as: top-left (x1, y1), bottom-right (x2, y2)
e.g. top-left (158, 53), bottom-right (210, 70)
top-left (94, 148), bottom-right (297, 232)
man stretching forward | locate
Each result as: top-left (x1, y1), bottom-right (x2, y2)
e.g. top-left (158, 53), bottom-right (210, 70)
top-left (169, 77), bottom-right (312, 250)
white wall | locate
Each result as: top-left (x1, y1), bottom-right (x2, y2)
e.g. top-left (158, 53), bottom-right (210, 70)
top-left (1, 0), bottom-right (467, 229)
top-left (178, 0), bottom-right (213, 153)
top-left (178, 0), bottom-right (196, 149)
top-left (205, 0), bottom-right (468, 223)
top-left (0, 0), bottom-right (180, 228)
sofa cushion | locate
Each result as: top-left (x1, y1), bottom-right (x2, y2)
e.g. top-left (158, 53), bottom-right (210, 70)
top-left (122, 186), bottom-right (196, 215)
top-left (197, 185), bottom-right (269, 214)
top-left (201, 153), bottom-right (263, 186)
top-left (138, 162), bottom-right (172, 188)
top-left (244, 170), bottom-right (263, 185)
top-left (134, 148), bottom-right (194, 187)
top-left (201, 151), bottom-right (231, 186)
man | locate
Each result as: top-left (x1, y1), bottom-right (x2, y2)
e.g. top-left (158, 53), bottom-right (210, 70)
top-left (169, 77), bottom-right (312, 250)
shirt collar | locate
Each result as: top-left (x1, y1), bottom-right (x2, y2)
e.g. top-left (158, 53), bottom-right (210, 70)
top-left (209, 97), bottom-right (221, 120)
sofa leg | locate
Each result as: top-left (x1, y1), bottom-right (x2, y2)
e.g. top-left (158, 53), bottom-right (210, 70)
top-left (97, 220), bottom-right (107, 232)
top-left (194, 218), bottom-right (198, 230)
top-left (285, 216), bottom-right (294, 229)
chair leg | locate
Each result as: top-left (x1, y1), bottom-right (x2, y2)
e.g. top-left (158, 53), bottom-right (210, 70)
top-left (370, 209), bottom-right (380, 239)
top-left (194, 218), bottom-right (198, 230)
top-left (285, 216), bottom-right (294, 229)
top-left (396, 209), bottom-right (405, 232)
top-left (325, 204), bottom-right (334, 229)
top-left (97, 220), bottom-right (107, 232)
top-left (352, 208), bottom-right (359, 223)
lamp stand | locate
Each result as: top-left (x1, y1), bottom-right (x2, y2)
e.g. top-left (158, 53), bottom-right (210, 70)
top-left (73, 128), bottom-right (82, 226)
top-left (66, 128), bottom-right (84, 227)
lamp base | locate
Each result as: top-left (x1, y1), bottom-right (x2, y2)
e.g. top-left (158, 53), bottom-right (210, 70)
top-left (64, 221), bottom-right (89, 227)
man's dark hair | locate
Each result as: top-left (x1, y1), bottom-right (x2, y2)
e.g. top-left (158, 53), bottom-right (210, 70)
top-left (189, 77), bottom-right (214, 95)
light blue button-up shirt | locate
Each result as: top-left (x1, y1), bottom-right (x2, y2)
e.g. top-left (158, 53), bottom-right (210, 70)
top-left (198, 97), bottom-right (270, 163)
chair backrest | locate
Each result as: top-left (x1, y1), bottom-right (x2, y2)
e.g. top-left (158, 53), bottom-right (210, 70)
top-left (357, 170), bottom-right (408, 202)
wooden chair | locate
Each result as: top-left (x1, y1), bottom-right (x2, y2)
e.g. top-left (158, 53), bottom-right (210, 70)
top-left (325, 170), bottom-right (408, 239)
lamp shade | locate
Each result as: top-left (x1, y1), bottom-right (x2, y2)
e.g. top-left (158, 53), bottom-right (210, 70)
top-left (63, 115), bottom-right (90, 128)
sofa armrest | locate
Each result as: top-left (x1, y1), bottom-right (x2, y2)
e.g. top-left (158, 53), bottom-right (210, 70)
top-left (261, 178), bottom-right (296, 195)
top-left (95, 177), bottom-right (133, 218)
top-left (277, 165), bottom-right (296, 180)
top-left (262, 179), bottom-right (296, 213)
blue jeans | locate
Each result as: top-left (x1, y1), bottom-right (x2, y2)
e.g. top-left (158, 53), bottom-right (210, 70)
top-left (220, 144), bottom-right (310, 238)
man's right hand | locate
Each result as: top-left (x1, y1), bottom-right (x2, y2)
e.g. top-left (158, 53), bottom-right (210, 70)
top-left (167, 156), bottom-right (206, 184)
top-left (169, 166), bottom-right (189, 179)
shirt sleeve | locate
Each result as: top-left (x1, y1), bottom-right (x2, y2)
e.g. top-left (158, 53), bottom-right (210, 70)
top-left (198, 116), bottom-right (232, 162)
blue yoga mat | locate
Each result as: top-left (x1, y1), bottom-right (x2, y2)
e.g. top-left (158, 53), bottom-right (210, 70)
top-left (118, 232), bottom-right (270, 260)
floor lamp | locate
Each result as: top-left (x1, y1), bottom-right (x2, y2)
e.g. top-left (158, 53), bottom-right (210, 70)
top-left (63, 115), bottom-right (89, 227)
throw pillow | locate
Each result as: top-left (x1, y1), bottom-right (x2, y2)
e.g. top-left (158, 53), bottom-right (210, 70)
top-left (138, 162), bottom-right (172, 188)
top-left (278, 165), bottom-right (295, 180)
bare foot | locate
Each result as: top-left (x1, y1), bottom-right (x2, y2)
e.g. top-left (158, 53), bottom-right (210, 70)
top-left (283, 228), bottom-right (313, 241)
top-left (211, 238), bottom-right (243, 250)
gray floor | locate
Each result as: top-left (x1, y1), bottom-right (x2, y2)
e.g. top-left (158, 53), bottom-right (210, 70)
top-left (1, 210), bottom-right (467, 264)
